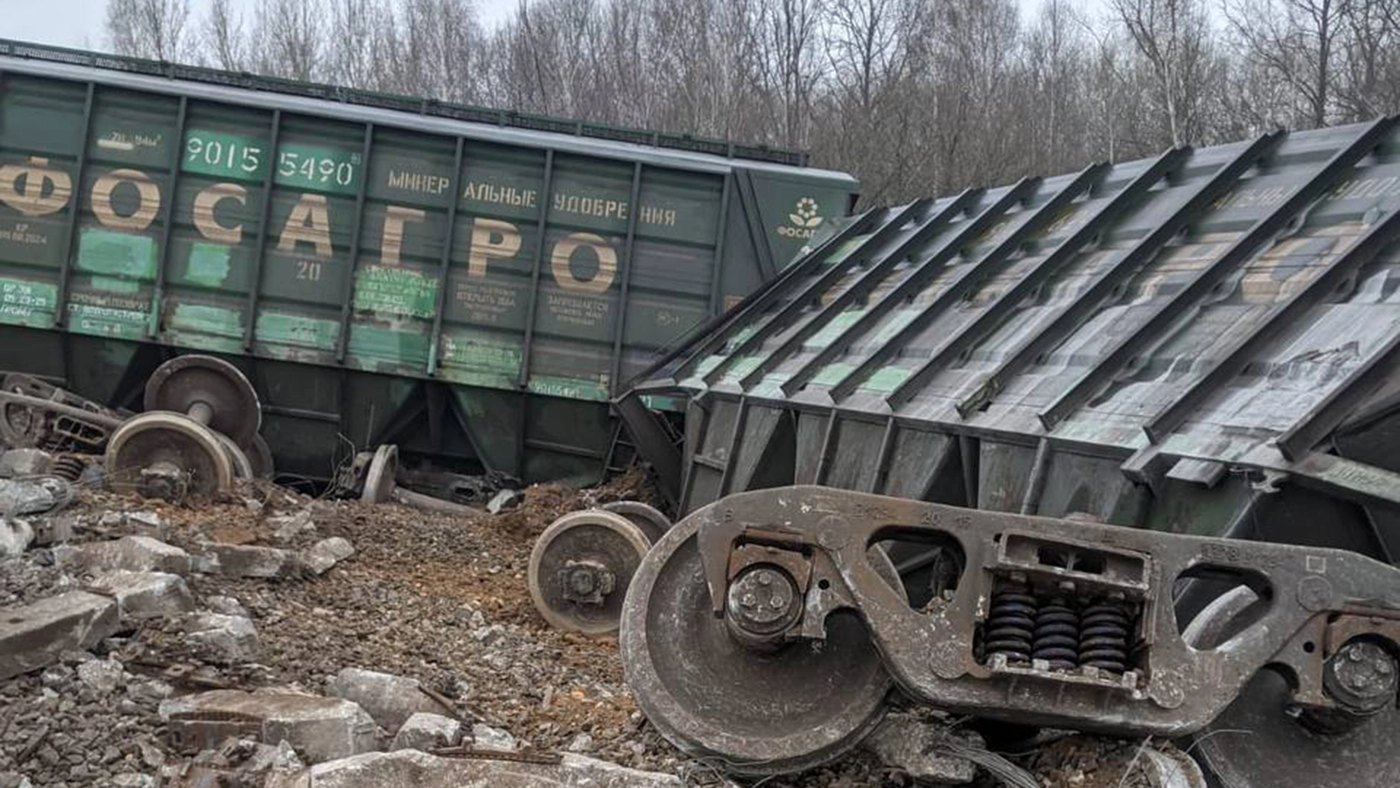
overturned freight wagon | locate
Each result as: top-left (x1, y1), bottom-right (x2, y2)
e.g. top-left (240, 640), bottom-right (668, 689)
top-left (0, 40), bottom-right (857, 484)
top-left (616, 119), bottom-right (1400, 785)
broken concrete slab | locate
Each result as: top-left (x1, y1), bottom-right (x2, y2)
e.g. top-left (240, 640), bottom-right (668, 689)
top-left (469, 723), bottom-right (518, 753)
top-left (301, 537), bottom-right (354, 575)
top-left (0, 477), bottom-right (71, 516)
top-left (54, 535), bottom-right (191, 574)
top-left (123, 511), bottom-right (168, 540)
top-left (86, 570), bottom-right (195, 621)
top-left (182, 612), bottom-right (261, 665)
top-left (390, 712), bottom-right (462, 752)
top-left (324, 668), bottom-right (439, 733)
top-left (0, 590), bottom-right (120, 680)
top-left (29, 515), bottom-right (74, 547)
top-left (0, 448), bottom-right (53, 478)
top-left (0, 518), bottom-right (33, 559)
top-left (863, 713), bottom-right (979, 784)
top-left (204, 595), bottom-right (250, 618)
top-left (161, 689), bottom-right (378, 764)
top-left (193, 543), bottom-right (293, 578)
top-left (271, 509), bottom-right (317, 542)
top-left (280, 749), bottom-right (713, 788)
top-left (75, 657), bottom-right (124, 693)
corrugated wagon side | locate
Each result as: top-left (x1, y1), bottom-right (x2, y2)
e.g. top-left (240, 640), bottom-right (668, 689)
top-left (624, 118), bottom-right (1400, 559)
top-left (0, 40), bottom-right (858, 484)
top-left (615, 120), bottom-right (1400, 786)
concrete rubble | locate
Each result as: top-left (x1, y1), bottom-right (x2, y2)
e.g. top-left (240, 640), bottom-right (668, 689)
top-left (268, 749), bottom-right (714, 788)
top-left (160, 689), bottom-right (379, 764)
top-left (389, 712), bottom-right (462, 752)
top-left (0, 590), bottom-right (119, 680)
top-left (0, 449), bottom-right (53, 478)
top-left (470, 723), bottom-right (520, 753)
top-left (86, 570), bottom-right (196, 621)
top-left (181, 611), bottom-right (261, 664)
top-left (0, 477), bottom-right (70, 517)
top-left (301, 537), bottom-right (354, 575)
top-left (0, 519), bottom-right (33, 559)
top-left (54, 535), bottom-right (191, 574)
top-left (325, 667), bottom-right (442, 733)
top-left (194, 542), bottom-right (293, 578)
top-left (863, 713), bottom-right (980, 784)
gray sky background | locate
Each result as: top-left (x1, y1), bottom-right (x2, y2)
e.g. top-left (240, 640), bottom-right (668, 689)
top-left (1, 0), bottom-right (521, 50)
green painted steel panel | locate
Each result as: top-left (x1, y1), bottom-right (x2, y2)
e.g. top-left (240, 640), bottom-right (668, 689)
top-left (0, 47), bottom-right (858, 483)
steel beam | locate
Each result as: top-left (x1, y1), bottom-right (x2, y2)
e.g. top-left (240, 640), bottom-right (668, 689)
top-left (608, 162), bottom-right (645, 396)
top-left (1146, 196), bottom-right (1400, 444)
top-left (426, 136), bottom-right (466, 375)
top-left (829, 164), bottom-right (1108, 403)
top-left (736, 191), bottom-right (980, 392)
top-left (885, 148), bottom-right (1187, 410)
top-left (781, 179), bottom-right (1040, 398)
top-left (516, 149), bottom-right (557, 388)
top-left (703, 198), bottom-right (934, 386)
top-left (242, 109), bottom-right (282, 351)
top-left (53, 82), bottom-right (95, 328)
top-left (957, 132), bottom-right (1285, 417)
top-left (147, 95), bottom-right (188, 339)
top-left (334, 123), bottom-right (376, 363)
top-left (705, 174), bottom-right (733, 317)
top-left (1039, 118), bottom-right (1395, 431)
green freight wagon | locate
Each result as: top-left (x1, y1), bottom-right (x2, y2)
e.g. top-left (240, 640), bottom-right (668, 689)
top-left (0, 40), bottom-right (858, 484)
top-left (615, 120), bottom-right (1400, 787)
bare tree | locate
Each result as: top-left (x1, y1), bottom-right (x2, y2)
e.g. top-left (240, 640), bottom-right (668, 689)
top-left (1113, 0), bottom-right (1216, 146)
top-left (202, 0), bottom-right (247, 70)
top-left (1225, 0), bottom-right (1351, 128)
top-left (251, 0), bottom-right (326, 81)
top-left (105, 0), bottom-right (193, 61)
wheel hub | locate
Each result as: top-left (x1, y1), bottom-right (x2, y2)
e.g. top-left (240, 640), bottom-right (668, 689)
top-left (726, 565), bottom-right (801, 639)
top-left (560, 560), bottom-right (616, 606)
top-left (1324, 640), bottom-right (1398, 715)
top-left (528, 509), bottom-right (654, 636)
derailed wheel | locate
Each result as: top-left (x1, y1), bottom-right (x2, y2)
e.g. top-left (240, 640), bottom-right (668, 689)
top-left (528, 510), bottom-right (652, 636)
top-left (360, 444), bottom-right (398, 504)
top-left (620, 516), bottom-right (904, 775)
top-left (1186, 587), bottom-right (1400, 788)
top-left (105, 412), bottom-right (234, 498)
top-left (601, 500), bottom-right (670, 543)
top-left (247, 434), bottom-right (275, 480)
top-left (213, 431), bottom-right (255, 480)
top-left (145, 355), bottom-right (261, 447)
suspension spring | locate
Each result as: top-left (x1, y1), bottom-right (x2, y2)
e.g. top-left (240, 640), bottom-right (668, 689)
top-left (1080, 599), bottom-right (1130, 672)
top-left (984, 581), bottom-right (1037, 664)
top-left (51, 455), bottom-right (87, 482)
top-left (1032, 596), bottom-right (1080, 670)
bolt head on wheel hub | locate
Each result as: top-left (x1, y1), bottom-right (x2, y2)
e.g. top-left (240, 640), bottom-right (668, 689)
top-left (726, 565), bottom-right (801, 641)
top-left (1324, 639), bottom-right (1399, 715)
top-left (560, 560), bottom-right (616, 606)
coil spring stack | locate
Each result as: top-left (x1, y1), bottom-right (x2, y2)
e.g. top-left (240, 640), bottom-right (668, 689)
top-left (981, 574), bottom-right (1135, 676)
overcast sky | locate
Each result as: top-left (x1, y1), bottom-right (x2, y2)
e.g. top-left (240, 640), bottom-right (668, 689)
top-left (1, 0), bottom-right (521, 51)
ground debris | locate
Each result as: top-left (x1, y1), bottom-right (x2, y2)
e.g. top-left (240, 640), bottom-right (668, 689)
top-left (0, 471), bottom-right (1192, 787)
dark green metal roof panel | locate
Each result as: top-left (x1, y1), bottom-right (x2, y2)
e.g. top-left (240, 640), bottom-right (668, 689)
top-left (638, 119), bottom-right (1400, 491)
